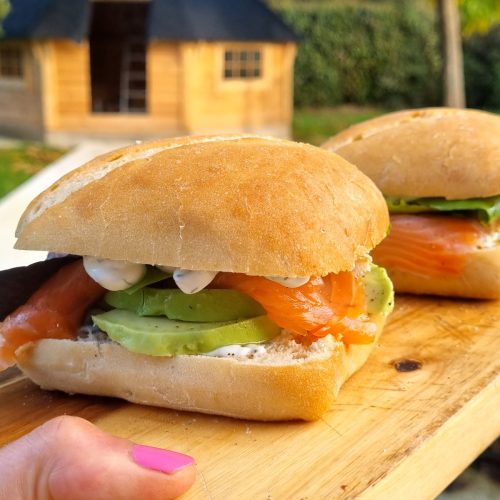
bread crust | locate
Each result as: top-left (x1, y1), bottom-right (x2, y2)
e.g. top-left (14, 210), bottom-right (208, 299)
top-left (14, 316), bottom-right (386, 421)
top-left (381, 246), bottom-right (500, 299)
top-left (322, 108), bottom-right (500, 199)
top-left (14, 135), bottom-right (388, 277)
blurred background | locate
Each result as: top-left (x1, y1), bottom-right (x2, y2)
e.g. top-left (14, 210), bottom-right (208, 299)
top-left (0, 1), bottom-right (499, 497)
top-left (1, 0), bottom-right (500, 191)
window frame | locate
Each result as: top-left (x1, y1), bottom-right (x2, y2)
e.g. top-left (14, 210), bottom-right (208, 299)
top-left (0, 44), bottom-right (25, 83)
top-left (222, 46), bottom-right (263, 82)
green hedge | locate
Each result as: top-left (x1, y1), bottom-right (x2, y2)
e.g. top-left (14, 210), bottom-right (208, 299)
top-left (464, 26), bottom-right (500, 110)
top-left (274, 1), bottom-right (442, 108)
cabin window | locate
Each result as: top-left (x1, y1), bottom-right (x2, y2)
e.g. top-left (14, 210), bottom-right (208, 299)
top-left (0, 46), bottom-right (24, 79)
top-left (223, 50), bottom-right (262, 79)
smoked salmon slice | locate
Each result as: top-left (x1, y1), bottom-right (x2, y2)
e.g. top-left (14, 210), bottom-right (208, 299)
top-left (0, 261), bottom-right (377, 369)
top-left (372, 214), bottom-right (490, 277)
top-left (0, 260), bottom-right (104, 370)
top-left (213, 271), bottom-right (377, 345)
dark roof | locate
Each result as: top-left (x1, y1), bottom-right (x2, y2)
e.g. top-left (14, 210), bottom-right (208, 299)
top-left (2, 0), bottom-right (89, 42)
top-left (148, 0), bottom-right (297, 42)
top-left (1, 0), bottom-right (297, 43)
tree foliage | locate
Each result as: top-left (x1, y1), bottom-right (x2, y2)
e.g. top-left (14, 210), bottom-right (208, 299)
top-left (463, 25), bottom-right (500, 109)
top-left (0, 0), bottom-right (10, 36)
top-left (459, 0), bottom-right (500, 35)
top-left (0, 0), bottom-right (9, 20)
top-left (275, 1), bottom-right (441, 108)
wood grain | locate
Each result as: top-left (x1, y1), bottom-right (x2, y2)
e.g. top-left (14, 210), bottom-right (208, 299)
top-left (34, 39), bottom-right (296, 138)
top-left (0, 296), bottom-right (498, 499)
top-left (0, 40), bottom-right (45, 139)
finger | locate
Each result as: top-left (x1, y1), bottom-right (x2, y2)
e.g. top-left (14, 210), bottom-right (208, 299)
top-left (0, 415), bottom-right (196, 500)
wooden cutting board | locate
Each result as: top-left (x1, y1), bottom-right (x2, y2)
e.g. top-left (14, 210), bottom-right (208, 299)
top-left (1, 296), bottom-right (499, 499)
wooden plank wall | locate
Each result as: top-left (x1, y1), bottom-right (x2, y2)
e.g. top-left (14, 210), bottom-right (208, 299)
top-left (181, 42), bottom-right (296, 137)
top-left (45, 40), bottom-right (183, 138)
top-left (52, 40), bottom-right (90, 119)
top-left (0, 42), bottom-right (44, 140)
top-left (32, 39), bottom-right (296, 140)
top-left (148, 42), bottom-right (182, 130)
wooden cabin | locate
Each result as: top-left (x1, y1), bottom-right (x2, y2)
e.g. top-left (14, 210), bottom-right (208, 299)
top-left (0, 0), bottom-right (297, 144)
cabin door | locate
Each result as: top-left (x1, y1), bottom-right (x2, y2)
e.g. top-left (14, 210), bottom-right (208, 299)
top-left (89, 2), bottom-right (148, 113)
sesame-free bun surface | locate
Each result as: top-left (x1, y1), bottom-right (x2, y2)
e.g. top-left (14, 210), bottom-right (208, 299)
top-left (15, 315), bottom-right (386, 421)
top-left (322, 108), bottom-right (500, 199)
top-left (15, 135), bottom-right (388, 277)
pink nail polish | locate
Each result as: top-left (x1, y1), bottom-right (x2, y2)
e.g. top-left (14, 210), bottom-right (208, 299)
top-left (132, 444), bottom-right (195, 474)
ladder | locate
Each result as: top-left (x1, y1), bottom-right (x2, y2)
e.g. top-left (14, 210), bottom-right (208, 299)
top-left (119, 37), bottom-right (146, 113)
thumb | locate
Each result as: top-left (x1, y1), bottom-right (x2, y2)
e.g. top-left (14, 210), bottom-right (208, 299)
top-left (0, 415), bottom-right (196, 500)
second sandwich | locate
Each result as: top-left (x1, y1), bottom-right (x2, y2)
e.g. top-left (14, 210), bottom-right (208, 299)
top-left (323, 108), bottom-right (500, 299)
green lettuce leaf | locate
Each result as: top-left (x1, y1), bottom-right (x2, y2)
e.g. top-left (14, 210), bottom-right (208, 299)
top-left (123, 266), bottom-right (171, 295)
top-left (385, 195), bottom-right (500, 224)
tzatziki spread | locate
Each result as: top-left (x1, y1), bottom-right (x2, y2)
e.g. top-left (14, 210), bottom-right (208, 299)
top-left (204, 344), bottom-right (267, 357)
top-left (83, 257), bottom-right (146, 291)
top-left (83, 257), bottom-right (311, 292)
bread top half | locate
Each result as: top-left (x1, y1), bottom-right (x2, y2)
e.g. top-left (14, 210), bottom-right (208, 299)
top-left (15, 135), bottom-right (388, 277)
top-left (323, 108), bottom-right (500, 200)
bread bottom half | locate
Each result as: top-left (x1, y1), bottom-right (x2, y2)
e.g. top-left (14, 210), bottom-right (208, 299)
top-left (15, 315), bottom-right (386, 421)
top-left (384, 246), bottom-right (500, 299)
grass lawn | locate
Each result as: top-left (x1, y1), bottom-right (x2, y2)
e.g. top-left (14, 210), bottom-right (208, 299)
top-left (0, 143), bottom-right (66, 198)
top-left (293, 105), bottom-right (386, 145)
top-left (0, 107), bottom-right (384, 199)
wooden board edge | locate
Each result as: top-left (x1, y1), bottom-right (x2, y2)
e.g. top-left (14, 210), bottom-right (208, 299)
top-left (360, 373), bottom-right (500, 499)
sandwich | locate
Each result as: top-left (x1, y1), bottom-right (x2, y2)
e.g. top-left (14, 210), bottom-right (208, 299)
top-left (0, 135), bottom-right (393, 421)
top-left (323, 108), bottom-right (500, 299)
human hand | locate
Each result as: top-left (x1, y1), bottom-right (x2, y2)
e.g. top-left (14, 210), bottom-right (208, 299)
top-left (0, 415), bottom-right (196, 500)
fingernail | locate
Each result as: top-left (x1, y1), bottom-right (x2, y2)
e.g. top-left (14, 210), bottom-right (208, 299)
top-left (131, 444), bottom-right (195, 474)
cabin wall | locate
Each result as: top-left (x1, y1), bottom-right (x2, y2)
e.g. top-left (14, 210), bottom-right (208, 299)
top-left (52, 40), bottom-right (91, 123)
top-left (36, 39), bottom-right (91, 135)
top-left (37, 39), bottom-right (295, 143)
top-left (43, 40), bottom-right (183, 143)
top-left (0, 41), bottom-right (44, 140)
top-left (180, 42), bottom-right (296, 137)
top-left (148, 41), bottom-right (182, 130)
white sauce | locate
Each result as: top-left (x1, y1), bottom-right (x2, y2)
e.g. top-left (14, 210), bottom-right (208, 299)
top-left (204, 344), bottom-right (267, 357)
top-left (265, 276), bottom-right (310, 288)
top-left (173, 269), bottom-right (218, 294)
top-left (83, 258), bottom-right (311, 292)
top-left (479, 232), bottom-right (500, 249)
top-left (83, 257), bottom-right (146, 291)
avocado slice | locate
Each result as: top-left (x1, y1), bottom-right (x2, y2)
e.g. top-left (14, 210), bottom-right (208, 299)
top-left (104, 288), bottom-right (265, 322)
top-left (362, 265), bottom-right (394, 315)
top-left (92, 310), bottom-right (280, 356)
